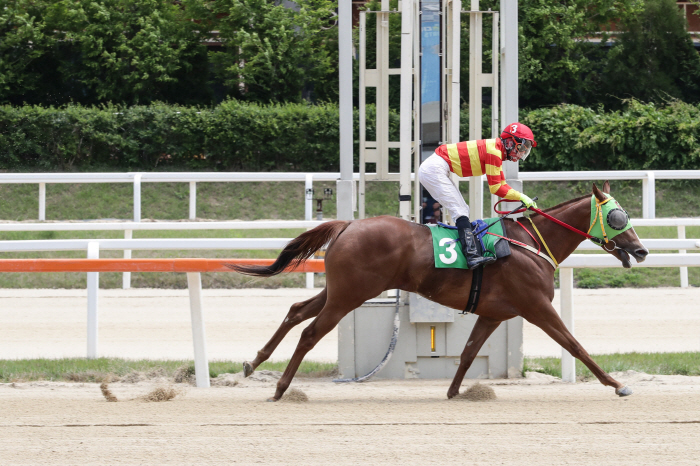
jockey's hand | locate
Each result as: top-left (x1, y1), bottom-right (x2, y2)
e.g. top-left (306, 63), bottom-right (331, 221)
top-left (520, 194), bottom-right (538, 209)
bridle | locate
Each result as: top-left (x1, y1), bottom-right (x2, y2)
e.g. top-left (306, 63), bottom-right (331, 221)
top-left (494, 197), bottom-right (628, 254)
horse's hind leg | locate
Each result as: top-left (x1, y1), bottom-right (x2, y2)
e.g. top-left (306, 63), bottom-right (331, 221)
top-left (447, 316), bottom-right (502, 399)
top-left (526, 301), bottom-right (631, 396)
top-left (244, 288), bottom-right (327, 377)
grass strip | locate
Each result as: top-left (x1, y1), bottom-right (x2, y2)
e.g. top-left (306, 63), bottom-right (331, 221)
top-left (0, 358), bottom-right (338, 383)
top-left (2, 353), bottom-right (699, 383)
top-left (525, 352), bottom-right (700, 380)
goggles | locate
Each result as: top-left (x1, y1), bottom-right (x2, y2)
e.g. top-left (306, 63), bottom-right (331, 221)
top-left (514, 137), bottom-right (533, 161)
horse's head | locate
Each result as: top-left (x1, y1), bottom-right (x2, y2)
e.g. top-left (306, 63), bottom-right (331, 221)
top-left (592, 181), bottom-right (649, 268)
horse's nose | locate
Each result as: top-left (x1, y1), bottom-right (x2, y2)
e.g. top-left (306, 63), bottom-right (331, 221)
top-left (634, 248), bottom-right (649, 262)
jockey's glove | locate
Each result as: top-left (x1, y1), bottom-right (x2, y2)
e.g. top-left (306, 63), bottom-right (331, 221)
top-left (520, 194), bottom-right (538, 209)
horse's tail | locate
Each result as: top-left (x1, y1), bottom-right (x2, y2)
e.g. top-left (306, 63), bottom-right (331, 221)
top-left (225, 220), bottom-right (351, 277)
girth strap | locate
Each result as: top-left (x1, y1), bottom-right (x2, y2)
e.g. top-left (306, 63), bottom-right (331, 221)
top-left (462, 266), bottom-right (483, 314)
top-left (486, 231), bottom-right (557, 270)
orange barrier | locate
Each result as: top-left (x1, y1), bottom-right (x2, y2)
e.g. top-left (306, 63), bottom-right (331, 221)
top-left (0, 258), bottom-right (325, 273)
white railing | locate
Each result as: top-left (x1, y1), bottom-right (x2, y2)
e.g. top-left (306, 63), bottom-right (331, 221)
top-left (0, 220), bottom-right (326, 232)
top-left (0, 255), bottom-right (322, 388)
top-left (0, 220), bottom-right (326, 289)
top-left (0, 237), bottom-right (697, 384)
top-left (3, 169), bottom-right (699, 222)
top-left (0, 237), bottom-right (296, 385)
top-left (520, 169), bottom-right (700, 219)
top-left (0, 237), bottom-right (303, 297)
top-left (0, 172), bottom-right (373, 222)
top-left (0, 238), bottom-right (292, 251)
top-left (1, 217), bottom-right (695, 287)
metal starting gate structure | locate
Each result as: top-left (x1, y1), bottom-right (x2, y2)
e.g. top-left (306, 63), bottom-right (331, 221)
top-left (338, 0), bottom-right (524, 380)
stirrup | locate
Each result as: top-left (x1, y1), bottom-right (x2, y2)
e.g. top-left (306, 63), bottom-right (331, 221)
top-left (457, 218), bottom-right (495, 269)
top-left (466, 253), bottom-right (495, 269)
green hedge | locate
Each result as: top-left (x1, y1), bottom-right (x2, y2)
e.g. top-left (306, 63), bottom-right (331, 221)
top-left (522, 100), bottom-right (700, 172)
top-left (0, 100), bottom-right (697, 172)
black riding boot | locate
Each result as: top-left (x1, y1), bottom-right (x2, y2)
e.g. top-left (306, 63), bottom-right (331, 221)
top-left (456, 216), bottom-right (496, 269)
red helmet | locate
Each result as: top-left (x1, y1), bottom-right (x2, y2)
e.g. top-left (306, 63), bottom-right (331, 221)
top-left (500, 123), bottom-right (537, 161)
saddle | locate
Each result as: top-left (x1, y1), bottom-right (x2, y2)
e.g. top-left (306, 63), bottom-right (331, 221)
top-left (429, 218), bottom-right (512, 269)
top-left (427, 218), bottom-right (512, 314)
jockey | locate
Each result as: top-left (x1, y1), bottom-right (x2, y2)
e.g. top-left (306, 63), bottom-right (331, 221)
top-left (418, 122), bottom-right (538, 269)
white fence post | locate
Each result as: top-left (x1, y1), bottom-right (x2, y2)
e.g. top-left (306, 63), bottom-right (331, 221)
top-left (187, 272), bottom-right (210, 388)
top-left (305, 174), bottom-right (314, 288)
top-left (133, 173), bottom-right (142, 222)
top-left (305, 174), bottom-right (313, 221)
top-left (560, 267), bottom-right (576, 383)
top-left (679, 225), bottom-right (688, 288)
top-left (38, 183), bottom-right (46, 221)
top-left (87, 241), bottom-right (100, 359)
top-left (122, 230), bottom-right (132, 289)
top-left (189, 181), bottom-right (197, 220)
top-left (642, 171), bottom-right (656, 219)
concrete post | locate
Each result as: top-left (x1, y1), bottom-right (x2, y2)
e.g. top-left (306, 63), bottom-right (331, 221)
top-left (122, 230), bottom-right (132, 290)
top-left (133, 173), bottom-right (142, 222)
top-left (305, 174), bottom-right (315, 288)
top-left (189, 181), bottom-right (197, 220)
top-left (560, 267), bottom-right (576, 383)
top-left (187, 272), bottom-right (210, 388)
top-left (87, 241), bottom-right (100, 359)
top-left (337, 0), bottom-right (354, 221)
top-left (468, 1), bottom-right (484, 220)
top-left (642, 171), bottom-right (656, 219)
top-left (499, 0), bottom-right (521, 217)
top-left (39, 183), bottom-right (46, 221)
top-left (399, 0), bottom-right (413, 220)
top-left (679, 225), bottom-right (688, 288)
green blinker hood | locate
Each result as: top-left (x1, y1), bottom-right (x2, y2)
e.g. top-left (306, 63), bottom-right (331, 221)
top-left (588, 193), bottom-right (632, 242)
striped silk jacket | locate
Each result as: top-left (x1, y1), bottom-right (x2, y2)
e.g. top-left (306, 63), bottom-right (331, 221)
top-left (435, 138), bottom-right (524, 201)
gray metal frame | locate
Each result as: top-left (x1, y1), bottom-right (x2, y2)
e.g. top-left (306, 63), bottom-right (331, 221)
top-left (338, 0), bottom-right (524, 380)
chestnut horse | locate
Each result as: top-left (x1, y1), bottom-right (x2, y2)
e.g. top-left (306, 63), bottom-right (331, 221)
top-left (230, 182), bottom-right (649, 401)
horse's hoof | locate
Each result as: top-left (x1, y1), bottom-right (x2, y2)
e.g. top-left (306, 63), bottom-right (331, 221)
top-left (266, 397), bottom-right (279, 402)
top-left (243, 361), bottom-right (254, 378)
top-left (615, 385), bottom-right (633, 397)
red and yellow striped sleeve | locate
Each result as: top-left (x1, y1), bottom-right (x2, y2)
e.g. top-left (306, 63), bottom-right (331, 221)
top-left (484, 140), bottom-right (522, 201)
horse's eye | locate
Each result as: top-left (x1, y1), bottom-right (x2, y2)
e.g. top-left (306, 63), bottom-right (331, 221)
top-left (607, 209), bottom-right (629, 230)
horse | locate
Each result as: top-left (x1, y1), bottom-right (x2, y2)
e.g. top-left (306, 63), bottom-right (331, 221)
top-left (229, 182), bottom-right (649, 401)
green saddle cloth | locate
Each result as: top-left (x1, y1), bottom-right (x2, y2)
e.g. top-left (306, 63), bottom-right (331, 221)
top-left (427, 218), bottom-right (511, 269)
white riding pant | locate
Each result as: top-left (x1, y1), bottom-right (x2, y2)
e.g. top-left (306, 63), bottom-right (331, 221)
top-left (418, 153), bottom-right (470, 220)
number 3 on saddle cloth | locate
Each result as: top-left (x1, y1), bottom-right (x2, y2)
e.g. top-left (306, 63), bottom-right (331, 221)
top-left (428, 218), bottom-right (511, 269)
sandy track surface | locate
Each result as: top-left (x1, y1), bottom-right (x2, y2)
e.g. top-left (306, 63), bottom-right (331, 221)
top-left (0, 287), bottom-right (698, 361)
top-left (1, 371), bottom-right (699, 465)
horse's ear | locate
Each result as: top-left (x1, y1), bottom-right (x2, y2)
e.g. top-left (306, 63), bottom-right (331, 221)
top-left (592, 183), bottom-right (606, 202)
top-left (602, 180), bottom-right (611, 194)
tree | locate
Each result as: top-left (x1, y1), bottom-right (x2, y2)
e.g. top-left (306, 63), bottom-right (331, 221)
top-left (517, 0), bottom-right (639, 109)
top-left (602, 0), bottom-right (700, 105)
top-left (0, 1), bottom-right (51, 103)
top-left (191, 0), bottom-right (337, 103)
top-left (45, 0), bottom-right (208, 105)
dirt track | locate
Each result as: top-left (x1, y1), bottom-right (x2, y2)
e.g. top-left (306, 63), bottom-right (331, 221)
top-left (1, 371), bottom-right (699, 465)
top-left (1, 287), bottom-right (699, 464)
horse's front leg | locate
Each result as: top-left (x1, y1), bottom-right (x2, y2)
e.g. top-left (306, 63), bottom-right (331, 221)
top-left (244, 288), bottom-right (327, 377)
top-left (525, 301), bottom-right (631, 396)
top-left (447, 315), bottom-right (502, 399)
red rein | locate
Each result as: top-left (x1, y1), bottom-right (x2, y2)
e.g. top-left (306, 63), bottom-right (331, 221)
top-left (493, 200), bottom-right (595, 241)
